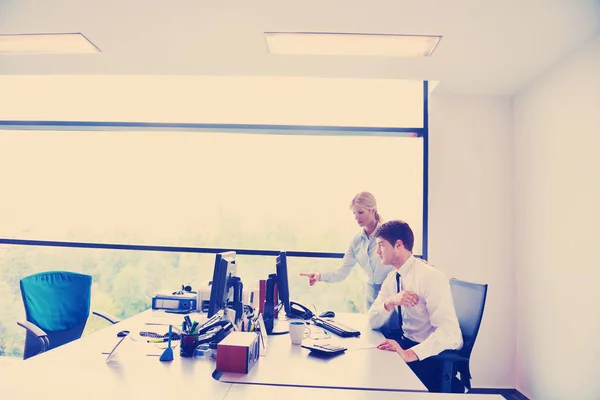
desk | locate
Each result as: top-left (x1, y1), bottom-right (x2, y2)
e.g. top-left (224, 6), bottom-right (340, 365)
top-left (3, 309), bottom-right (231, 400)
top-left (5, 310), bottom-right (485, 399)
top-left (224, 384), bottom-right (505, 400)
top-left (217, 313), bottom-right (425, 392)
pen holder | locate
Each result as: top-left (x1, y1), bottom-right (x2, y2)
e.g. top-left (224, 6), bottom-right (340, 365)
top-left (180, 333), bottom-right (199, 357)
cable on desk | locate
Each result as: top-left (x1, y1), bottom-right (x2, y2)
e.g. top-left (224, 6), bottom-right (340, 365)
top-left (308, 326), bottom-right (331, 341)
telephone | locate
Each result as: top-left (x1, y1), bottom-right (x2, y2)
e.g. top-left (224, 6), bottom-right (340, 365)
top-left (288, 301), bottom-right (314, 320)
top-left (197, 320), bottom-right (233, 345)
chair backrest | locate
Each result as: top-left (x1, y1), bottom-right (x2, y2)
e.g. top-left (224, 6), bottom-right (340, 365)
top-left (20, 271), bottom-right (92, 359)
top-left (449, 278), bottom-right (488, 358)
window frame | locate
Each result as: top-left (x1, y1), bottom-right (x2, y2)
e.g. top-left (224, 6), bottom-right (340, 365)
top-left (0, 81), bottom-right (430, 260)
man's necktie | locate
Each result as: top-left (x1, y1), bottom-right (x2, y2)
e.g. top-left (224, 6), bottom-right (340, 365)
top-left (396, 272), bottom-right (404, 334)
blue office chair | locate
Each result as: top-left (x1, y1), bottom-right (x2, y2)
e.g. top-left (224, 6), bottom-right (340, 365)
top-left (433, 278), bottom-right (488, 393)
top-left (17, 271), bottom-right (120, 360)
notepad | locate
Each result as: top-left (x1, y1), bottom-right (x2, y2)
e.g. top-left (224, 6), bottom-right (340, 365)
top-left (343, 337), bottom-right (380, 351)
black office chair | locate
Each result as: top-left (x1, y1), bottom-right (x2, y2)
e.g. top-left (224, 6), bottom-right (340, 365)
top-left (17, 271), bottom-right (120, 360)
top-left (432, 278), bottom-right (488, 393)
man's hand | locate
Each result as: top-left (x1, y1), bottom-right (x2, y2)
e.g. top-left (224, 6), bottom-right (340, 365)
top-left (299, 272), bottom-right (320, 286)
top-left (377, 339), bottom-right (419, 363)
top-left (384, 290), bottom-right (419, 311)
top-left (377, 339), bottom-right (402, 353)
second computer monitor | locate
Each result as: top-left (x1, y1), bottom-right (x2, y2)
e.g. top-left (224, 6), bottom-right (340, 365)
top-left (207, 251), bottom-right (237, 318)
top-left (276, 251), bottom-right (292, 316)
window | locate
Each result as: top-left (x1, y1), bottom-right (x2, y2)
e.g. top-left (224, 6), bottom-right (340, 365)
top-left (0, 129), bottom-right (424, 254)
top-left (0, 245), bottom-right (214, 356)
top-left (0, 127), bottom-right (425, 358)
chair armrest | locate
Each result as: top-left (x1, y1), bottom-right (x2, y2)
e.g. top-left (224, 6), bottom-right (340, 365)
top-left (430, 349), bottom-right (469, 363)
top-left (16, 320), bottom-right (50, 354)
top-left (92, 310), bottom-right (120, 324)
top-left (17, 320), bottom-right (47, 338)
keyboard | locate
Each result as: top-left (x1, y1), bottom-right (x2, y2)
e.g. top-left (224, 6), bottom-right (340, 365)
top-left (139, 314), bottom-right (222, 340)
top-left (311, 317), bottom-right (360, 338)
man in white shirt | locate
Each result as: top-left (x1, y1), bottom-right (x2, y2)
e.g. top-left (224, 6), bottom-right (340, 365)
top-left (367, 220), bottom-right (464, 393)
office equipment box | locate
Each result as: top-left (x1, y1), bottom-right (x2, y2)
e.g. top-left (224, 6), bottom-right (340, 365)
top-left (216, 332), bottom-right (260, 374)
top-left (151, 291), bottom-right (197, 311)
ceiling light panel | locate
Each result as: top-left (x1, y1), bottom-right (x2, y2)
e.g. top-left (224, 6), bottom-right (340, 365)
top-left (265, 32), bottom-right (441, 57)
top-left (0, 33), bottom-right (101, 55)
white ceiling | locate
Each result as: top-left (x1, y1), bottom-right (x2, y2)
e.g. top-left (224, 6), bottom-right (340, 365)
top-left (0, 0), bottom-right (599, 95)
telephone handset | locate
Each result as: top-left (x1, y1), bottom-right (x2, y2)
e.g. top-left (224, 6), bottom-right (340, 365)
top-left (262, 275), bottom-right (277, 334)
top-left (197, 320), bottom-right (233, 345)
top-left (288, 301), bottom-right (314, 320)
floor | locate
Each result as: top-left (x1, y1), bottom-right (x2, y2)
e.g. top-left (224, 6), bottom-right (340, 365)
top-left (470, 388), bottom-right (529, 400)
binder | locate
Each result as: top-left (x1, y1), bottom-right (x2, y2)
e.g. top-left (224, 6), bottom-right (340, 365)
top-left (258, 279), bottom-right (278, 316)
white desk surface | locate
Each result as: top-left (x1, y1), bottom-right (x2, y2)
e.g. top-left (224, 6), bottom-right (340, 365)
top-left (217, 313), bottom-right (426, 392)
top-left (4, 310), bottom-right (429, 399)
top-left (4, 309), bottom-right (232, 400)
top-left (224, 384), bottom-right (505, 400)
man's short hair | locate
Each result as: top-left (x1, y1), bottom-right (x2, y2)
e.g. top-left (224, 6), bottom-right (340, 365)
top-left (373, 220), bottom-right (414, 252)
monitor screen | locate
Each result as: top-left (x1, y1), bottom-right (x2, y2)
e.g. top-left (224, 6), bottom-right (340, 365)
top-left (207, 251), bottom-right (237, 318)
top-left (276, 251), bottom-right (291, 316)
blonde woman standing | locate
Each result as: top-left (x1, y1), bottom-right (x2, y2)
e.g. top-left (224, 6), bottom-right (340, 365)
top-left (300, 192), bottom-right (394, 310)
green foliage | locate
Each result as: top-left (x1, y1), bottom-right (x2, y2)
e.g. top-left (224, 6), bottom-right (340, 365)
top-left (0, 234), bottom-right (367, 359)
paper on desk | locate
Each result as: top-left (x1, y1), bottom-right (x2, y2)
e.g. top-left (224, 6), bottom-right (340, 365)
top-left (343, 337), bottom-right (381, 351)
top-left (104, 335), bottom-right (144, 364)
top-left (103, 334), bottom-right (180, 362)
top-left (144, 310), bottom-right (194, 326)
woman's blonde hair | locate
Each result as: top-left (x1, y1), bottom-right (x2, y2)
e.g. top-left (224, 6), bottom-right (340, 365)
top-left (350, 192), bottom-right (383, 223)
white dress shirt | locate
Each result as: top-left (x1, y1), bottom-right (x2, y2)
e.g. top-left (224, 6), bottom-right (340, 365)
top-left (319, 222), bottom-right (394, 285)
top-left (368, 255), bottom-right (463, 360)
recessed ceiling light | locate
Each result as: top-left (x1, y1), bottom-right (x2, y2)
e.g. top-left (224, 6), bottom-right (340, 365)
top-left (0, 33), bottom-right (101, 55)
top-left (264, 32), bottom-right (441, 58)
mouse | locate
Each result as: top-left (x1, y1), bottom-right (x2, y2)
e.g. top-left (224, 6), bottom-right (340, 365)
top-left (319, 311), bottom-right (335, 318)
top-left (117, 330), bottom-right (130, 337)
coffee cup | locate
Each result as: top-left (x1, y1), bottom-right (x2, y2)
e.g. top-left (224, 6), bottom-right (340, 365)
top-left (289, 321), bottom-right (310, 345)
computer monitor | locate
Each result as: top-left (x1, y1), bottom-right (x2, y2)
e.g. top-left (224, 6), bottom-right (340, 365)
top-left (276, 251), bottom-right (313, 320)
top-left (207, 251), bottom-right (237, 318)
top-left (276, 251), bottom-right (291, 316)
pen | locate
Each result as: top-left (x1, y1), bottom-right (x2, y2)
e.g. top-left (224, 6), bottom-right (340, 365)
top-left (147, 338), bottom-right (168, 343)
top-left (190, 321), bottom-right (198, 334)
top-left (184, 316), bottom-right (193, 330)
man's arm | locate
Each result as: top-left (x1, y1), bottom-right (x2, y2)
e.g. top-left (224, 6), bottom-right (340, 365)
top-left (367, 272), bottom-right (395, 329)
top-left (377, 339), bottom-right (419, 362)
top-left (319, 242), bottom-right (357, 283)
top-left (410, 272), bottom-right (463, 361)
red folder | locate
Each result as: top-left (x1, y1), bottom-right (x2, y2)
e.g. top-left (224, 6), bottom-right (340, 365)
top-left (258, 279), bottom-right (279, 316)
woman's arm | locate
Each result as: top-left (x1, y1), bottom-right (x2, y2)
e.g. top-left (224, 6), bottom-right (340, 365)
top-left (318, 241), bottom-right (357, 283)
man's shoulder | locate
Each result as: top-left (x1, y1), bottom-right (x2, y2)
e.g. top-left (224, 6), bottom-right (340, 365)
top-left (413, 258), bottom-right (448, 281)
top-left (411, 260), bottom-right (452, 299)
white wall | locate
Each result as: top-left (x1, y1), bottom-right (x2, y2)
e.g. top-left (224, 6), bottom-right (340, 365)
top-left (513, 36), bottom-right (600, 400)
top-left (428, 95), bottom-right (515, 388)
